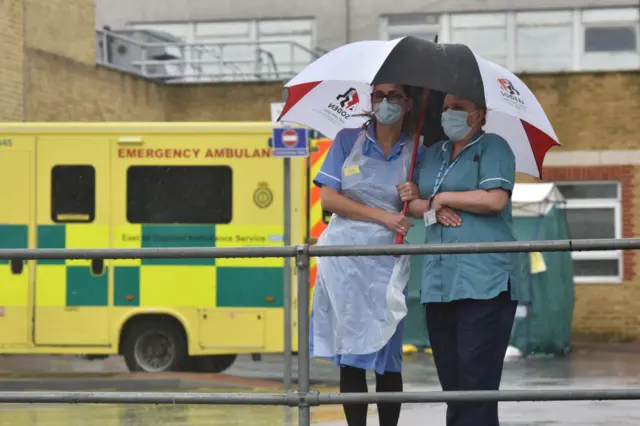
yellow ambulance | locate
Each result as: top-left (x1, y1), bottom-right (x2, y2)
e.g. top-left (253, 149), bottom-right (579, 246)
top-left (0, 122), bottom-right (333, 373)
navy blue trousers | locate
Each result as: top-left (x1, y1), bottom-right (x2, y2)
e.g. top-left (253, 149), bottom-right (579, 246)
top-left (425, 290), bottom-right (517, 426)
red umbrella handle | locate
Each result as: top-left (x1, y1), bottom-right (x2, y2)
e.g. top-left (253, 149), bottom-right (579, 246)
top-left (395, 89), bottom-right (430, 245)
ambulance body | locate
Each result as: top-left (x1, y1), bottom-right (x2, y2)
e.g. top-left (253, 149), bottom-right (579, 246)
top-left (0, 122), bottom-right (332, 372)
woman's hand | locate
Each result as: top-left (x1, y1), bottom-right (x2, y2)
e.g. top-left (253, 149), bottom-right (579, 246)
top-left (379, 211), bottom-right (414, 236)
top-left (431, 194), bottom-right (462, 227)
top-left (436, 207), bottom-right (462, 227)
top-left (396, 182), bottom-right (420, 202)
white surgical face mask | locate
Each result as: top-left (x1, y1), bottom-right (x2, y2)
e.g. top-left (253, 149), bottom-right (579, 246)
top-left (441, 110), bottom-right (480, 141)
top-left (374, 99), bottom-right (403, 125)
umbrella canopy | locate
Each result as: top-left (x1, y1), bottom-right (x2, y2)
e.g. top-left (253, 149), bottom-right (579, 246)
top-left (279, 36), bottom-right (560, 178)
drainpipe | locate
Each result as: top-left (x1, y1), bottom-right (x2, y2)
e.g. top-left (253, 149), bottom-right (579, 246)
top-left (345, 0), bottom-right (351, 44)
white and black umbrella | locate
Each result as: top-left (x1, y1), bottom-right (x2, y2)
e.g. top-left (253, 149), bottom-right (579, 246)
top-left (279, 36), bottom-right (560, 179)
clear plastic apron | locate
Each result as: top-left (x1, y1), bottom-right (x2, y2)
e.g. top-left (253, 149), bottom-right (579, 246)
top-left (312, 130), bottom-right (414, 357)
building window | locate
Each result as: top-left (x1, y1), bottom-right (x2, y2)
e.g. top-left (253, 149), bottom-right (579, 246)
top-left (515, 11), bottom-right (573, 72)
top-left (556, 181), bottom-right (622, 283)
top-left (381, 13), bottom-right (440, 42)
top-left (378, 7), bottom-right (639, 73)
top-left (126, 166), bottom-right (233, 224)
top-left (584, 26), bottom-right (637, 53)
top-left (450, 13), bottom-right (508, 67)
top-left (580, 8), bottom-right (640, 71)
top-left (51, 165), bottom-right (96, 223)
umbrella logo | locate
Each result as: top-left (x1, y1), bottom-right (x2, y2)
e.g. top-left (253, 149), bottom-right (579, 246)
top-left (497, 78), bottom-right (525, 107)
top-left (327, 87), bottom-right (361, 121)
top-left (498, 78), bottom-right (520, 96)
top-left (335, 88), bottom-right (360, 112)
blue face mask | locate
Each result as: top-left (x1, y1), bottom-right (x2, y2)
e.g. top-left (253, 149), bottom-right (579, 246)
top-left (441, 110), bottom-right (479, 141)
top-left (374, 99), bottom-right (403, 125)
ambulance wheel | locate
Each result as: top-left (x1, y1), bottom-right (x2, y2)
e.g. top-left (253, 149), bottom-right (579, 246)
top-left (122, 319), bottom-right (189, 372)
top-left (190, 354), bottom-right (237, 373)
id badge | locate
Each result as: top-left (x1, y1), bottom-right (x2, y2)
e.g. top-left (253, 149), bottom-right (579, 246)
top-left (423, 209), bottom-right (437, 227)
top-left (343, 165), bottom-right (360, 176)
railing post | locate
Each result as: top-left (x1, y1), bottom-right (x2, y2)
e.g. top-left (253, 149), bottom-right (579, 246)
top-left (295, 244), bottom-right (311, 426)
top-left (283, 157), bottom-right (293, 391)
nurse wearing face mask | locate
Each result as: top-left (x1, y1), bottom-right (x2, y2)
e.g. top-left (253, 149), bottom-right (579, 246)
top-left (396, 94), bottom-right (519, 426)
top-left (310, 83), bottom-right (422, 426)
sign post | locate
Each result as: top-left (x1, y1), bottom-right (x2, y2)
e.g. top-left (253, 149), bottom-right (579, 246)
top-left (271, 102), bottom-right (309, 392)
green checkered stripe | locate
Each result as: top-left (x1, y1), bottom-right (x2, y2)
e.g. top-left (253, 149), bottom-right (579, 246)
top-left (0, 224), bottom-right (284, 308)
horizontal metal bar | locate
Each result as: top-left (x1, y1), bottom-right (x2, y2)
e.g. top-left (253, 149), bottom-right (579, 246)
top-left (0, 391), bottom-right (292, 405)
top-left (315, 389), bottom-right (640, 404)
top-left (0, 247), bottom-right (296, 261)
top-left (2, 388), bottom-right (640, 405)
top-left (1, 238), bottom-right (639, 260)
top-left (132, 59), bottom-right (307, 67)
top-left (309, 238), bottom-right (640, 257)
top-left (143, 40), bottom-right (315, 49)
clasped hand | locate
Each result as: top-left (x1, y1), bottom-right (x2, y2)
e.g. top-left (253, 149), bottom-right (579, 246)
top-left (396, 182), bottom-right (462, 227)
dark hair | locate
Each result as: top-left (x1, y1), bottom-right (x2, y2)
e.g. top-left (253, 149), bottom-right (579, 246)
top-left (359, 84), bottom-right (418, 137)
top-left (474, 103), bottom-right (488, 127)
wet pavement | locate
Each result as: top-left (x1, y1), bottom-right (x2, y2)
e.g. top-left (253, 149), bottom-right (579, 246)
top-left (1, 344), bottom-right (640, 425)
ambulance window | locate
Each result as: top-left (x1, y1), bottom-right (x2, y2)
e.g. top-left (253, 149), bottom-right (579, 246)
top-left (126, 165), bottom-right (232, 224)
top-left (51, 165), bottom-right (96, 223)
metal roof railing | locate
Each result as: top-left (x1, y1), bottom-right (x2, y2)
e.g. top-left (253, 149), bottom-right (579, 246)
top-left (96, 28), bottom-right (323, 83)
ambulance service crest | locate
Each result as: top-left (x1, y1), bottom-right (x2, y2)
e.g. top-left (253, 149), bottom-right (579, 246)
top-left (253, 181), bottom-right (273, 208)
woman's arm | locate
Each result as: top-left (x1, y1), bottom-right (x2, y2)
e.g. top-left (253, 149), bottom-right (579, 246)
top-left (320, 186), bottom-right (384, 223)
top-left (434, 135), bottom-right (515, 215)
top-left (397, 182), bottom-right (428, 219)
top-left (321, 186), bottom-right (414, 233)
top-left (406, 198), bottom-right (430, 219)
top-left (434, 189), bottom-right (509, 215)
top-left (398, 183), bottom-right (461, 227)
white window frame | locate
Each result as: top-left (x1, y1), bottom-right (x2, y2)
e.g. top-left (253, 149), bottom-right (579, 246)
top-left (449, 12), bottom-right (509, 67)
top-left (556, 181), bottom-right (623, 284)
top-left (379, 14), bottom-right (441, 42)
top-left (378, 7), bottom-right (639, 73)
top-left (514, 10), bottom-right (574, 72)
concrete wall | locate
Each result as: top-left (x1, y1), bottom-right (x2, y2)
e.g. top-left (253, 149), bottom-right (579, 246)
top-left (0, 0), bottom-right (25, 121)
top-left (3, 0), bottom-right (640, 341)
top-left (0, 0), bottom-right (284, 122)
top-left (165, 83), bottom-right (282, 122)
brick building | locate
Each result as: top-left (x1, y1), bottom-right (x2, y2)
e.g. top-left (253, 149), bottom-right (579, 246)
top-left (1, 0), bottom-right (640, 341)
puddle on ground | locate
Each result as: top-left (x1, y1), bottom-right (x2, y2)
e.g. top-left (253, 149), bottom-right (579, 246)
top-left (0, 387), bottom-right (348, 426)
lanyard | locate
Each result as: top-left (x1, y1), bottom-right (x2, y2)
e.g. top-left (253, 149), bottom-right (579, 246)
top-left (430, 134), bottom-right (485, 197)
top-left (431, 157), bottom-right (460, 197)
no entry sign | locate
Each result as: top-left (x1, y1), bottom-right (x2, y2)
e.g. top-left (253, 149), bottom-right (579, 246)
top-left (272, 127), bottom-right (309, 158)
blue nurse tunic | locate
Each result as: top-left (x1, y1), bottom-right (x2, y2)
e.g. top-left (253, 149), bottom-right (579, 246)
top-left (415, 131), bottom-right (521, 302)
top-left (310, 126), bottom-right (422, 374)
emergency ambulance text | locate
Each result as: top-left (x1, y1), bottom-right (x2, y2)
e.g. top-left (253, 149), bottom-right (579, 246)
top-left (117, 148), bottom-right (272, 159)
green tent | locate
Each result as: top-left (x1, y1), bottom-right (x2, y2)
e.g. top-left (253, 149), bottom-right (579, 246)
top-left (403, 183), bottom-right (575, 357)
top-left (508, 183), bottom-right (574, 357)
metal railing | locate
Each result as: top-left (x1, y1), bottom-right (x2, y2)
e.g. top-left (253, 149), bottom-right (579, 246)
top-left (2, 238), bottom-right (640, 426)
top-left (95, 28), bottom-right (323, 83)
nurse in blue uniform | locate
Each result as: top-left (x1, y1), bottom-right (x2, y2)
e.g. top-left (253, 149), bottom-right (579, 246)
top-left (397, 93), bottom-right (520, 426)
top-left (310, 83), bottom-right (422, 426)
